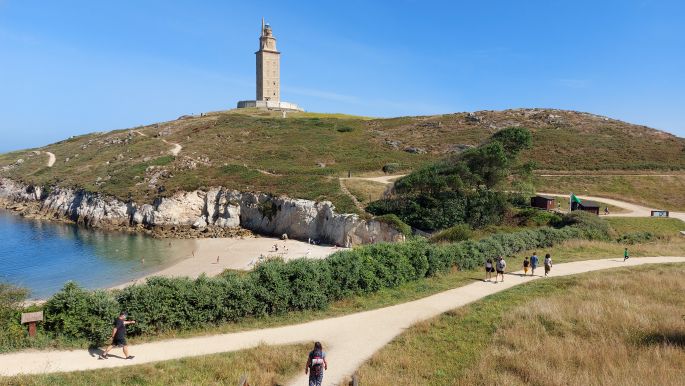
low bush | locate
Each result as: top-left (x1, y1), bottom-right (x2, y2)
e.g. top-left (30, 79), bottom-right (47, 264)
top-left (617, 232), bottom-right (654, 245)
top-left (44, 282), bottom-right (119, 346)
top-left (0, 284), bottom-right (29, 351)
top-left (373, 214), bottom-right (412, 236)
top-left (382, 162), bottom-right (400, 174)
top-left (515, 208), bottom-right (562, 226)
top-left (431, 224), bottom-right (472, 243)
top-left (37, 215), bottom-right (608, 343)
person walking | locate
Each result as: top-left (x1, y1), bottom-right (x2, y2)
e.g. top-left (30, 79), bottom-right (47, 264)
top-left (101, 312), bottom-right (136, 360)
top-left (523, 256), bottom-right (530, 275)
top-left (624, 247), bottom-right (629, 262)
top-left (495, 256), bottom-right (506, 283)
top-left (305, 341), bottom-right (328, 386)
top-left (484, 258), bottom-right (495, 282)
top-left (544, 253), bottom-right (553, 277)
top-left (530, 252), bottom-right (539, 276)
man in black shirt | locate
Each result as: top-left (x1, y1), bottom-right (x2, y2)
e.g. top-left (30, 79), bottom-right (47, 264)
top-left (101, 312), bottom-right (136, 359)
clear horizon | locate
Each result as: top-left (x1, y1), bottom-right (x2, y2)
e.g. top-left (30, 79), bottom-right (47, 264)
top-left (1, 0), bottom-right (684, 152)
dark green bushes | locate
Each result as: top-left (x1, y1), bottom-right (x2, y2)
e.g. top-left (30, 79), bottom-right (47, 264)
top-left (373, 214), bottom-right (412, 236)
top-left (382, 162), bottom-right (400, 174)
top-left (368, 127), bottom-right (533, 231)
top-left (617, 232), bottom-right (654, 245)
top-left (431, 224), bottom-right (472, 243)
top-left (39, 217), bottom-right (607, 343)
top-left (515, 208), bottom-right (562, 226)
top-left (43, 282), bottom-right (119, 346)
top-left (0, 284), bottom-right (30, 351)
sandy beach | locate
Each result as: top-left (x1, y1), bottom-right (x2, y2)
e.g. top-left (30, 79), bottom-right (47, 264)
top-left (111, 236), bottom-right (344, 289)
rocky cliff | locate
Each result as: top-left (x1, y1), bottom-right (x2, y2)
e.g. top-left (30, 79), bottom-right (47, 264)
top-left (0, 178), bottom-right (405, 246)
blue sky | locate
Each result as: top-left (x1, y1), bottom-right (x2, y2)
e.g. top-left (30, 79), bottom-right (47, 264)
top-left (1, 0), bottom-right (684, 152)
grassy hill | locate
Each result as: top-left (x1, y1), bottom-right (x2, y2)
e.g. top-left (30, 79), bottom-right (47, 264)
top-left (1, 108), bottom-right (683, 212)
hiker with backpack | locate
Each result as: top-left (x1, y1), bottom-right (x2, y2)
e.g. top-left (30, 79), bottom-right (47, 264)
top-left (523, 256), bottom-right (530, 275)
top-left (624, 247), bottom-right (630, 262)
top-left (484, 258), bottom-right (495, 282)
top-left (305, 341), bottom-right (328, 386)
top-left (544, 253), bottom-right (553, 277)
top-left (530, 252), bottom-right (539, 276)
top-left (495, 256), bottom-right (506, 283)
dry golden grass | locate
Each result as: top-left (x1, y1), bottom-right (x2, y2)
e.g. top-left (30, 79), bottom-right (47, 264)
top-left (537, 174), bottom-right (685, 211)
top-left (355, 265), bottom-right (685, 386)
top-left (342, 179), bottom-right (389, 206)
top-left (466, 267), bottom-right (685, 385)
top-left (0, 343), bottom-right (308, 386)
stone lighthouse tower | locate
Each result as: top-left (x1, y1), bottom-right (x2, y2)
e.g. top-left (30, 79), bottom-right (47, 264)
top-left (237, 19), bottom-right (302, 111)
top-left (256, 18), bottom-right (279, 101)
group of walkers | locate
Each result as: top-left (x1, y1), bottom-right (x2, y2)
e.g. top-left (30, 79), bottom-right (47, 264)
top-left (484, 252), bottom-right (553, 282)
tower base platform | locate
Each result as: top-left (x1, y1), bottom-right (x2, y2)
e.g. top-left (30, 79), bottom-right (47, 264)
top-left (237, 100), bottom-right (304, 112)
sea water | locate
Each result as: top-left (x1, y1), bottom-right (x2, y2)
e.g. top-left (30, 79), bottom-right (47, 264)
top-left (0, 210), bottom-right (193, 299)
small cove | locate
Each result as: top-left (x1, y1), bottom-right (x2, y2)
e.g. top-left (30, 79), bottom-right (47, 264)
top-left (0, 210), bottom-right (194, 299)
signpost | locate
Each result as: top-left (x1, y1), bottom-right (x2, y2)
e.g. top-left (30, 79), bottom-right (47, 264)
top-left (21, 311), bottom-right (44, 337)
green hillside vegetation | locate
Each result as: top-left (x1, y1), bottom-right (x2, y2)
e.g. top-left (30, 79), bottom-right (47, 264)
top-left (1, 108), bottom-right (683, 212)
top-left (367, 127), bottom-right (533, 230)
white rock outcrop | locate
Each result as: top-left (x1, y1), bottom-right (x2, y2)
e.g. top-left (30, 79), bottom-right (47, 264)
top-left (0, 178), bottom-right (404, 246)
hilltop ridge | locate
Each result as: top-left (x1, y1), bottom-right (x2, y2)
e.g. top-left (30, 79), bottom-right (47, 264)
top-left (0, 108), bottom-right (683, 213)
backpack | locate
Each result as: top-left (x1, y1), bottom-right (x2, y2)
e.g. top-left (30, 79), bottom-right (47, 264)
top-left (310, 350), bottom-right (324, 376)
top-left (497, 259), bottom-right (506, 270)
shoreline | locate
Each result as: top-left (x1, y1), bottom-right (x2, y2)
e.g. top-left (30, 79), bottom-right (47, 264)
top-left (22, 235), bottom-right (343, 305)
top-left (110, 235), bottom-right (343, 289)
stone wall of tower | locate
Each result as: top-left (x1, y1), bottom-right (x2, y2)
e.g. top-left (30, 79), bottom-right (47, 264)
top-left (256, 50), bottom-right (280, 101)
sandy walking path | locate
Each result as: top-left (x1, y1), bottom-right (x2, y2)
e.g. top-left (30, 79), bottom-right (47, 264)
top-left (536, 192), bottom-right (685, 222)
top-left (44, 152), bottom-right (56, 167)
top-left (133, 130), bottom-right (181, 156)
top-left (342, 174), bottom-right (406, 185)
top-left (161, 139), bottom-right (182, 156)
top-left (1, 256), bottom-right (683, 384)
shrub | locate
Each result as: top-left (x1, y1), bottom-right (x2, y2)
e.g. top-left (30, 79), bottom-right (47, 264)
top-left (431, 224), bottom-right (472, 243)
top-left (250, 260), bottom-right (292, 315)
top-left (507, 192), bottom-right (529, 208)
top-left (515, 208), bottom-right (561, 226)
top-left (0, 284), bottom-right (29, 351)
top-left (382, 163), bottom-right (400, 174)
top-left (551, 211), bottom-right (611, 240)
top-left (44, 282), bottom-right (119, 345)
top-left (336, 126), bottom-right (354, 133)
top-left (617, 232), bottom-right (654, 245)
top-left (373, 214), bottom-right (412, 236)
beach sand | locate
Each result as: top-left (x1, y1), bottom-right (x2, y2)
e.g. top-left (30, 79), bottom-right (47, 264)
top-left (111, 236), bottom-right (344, 289)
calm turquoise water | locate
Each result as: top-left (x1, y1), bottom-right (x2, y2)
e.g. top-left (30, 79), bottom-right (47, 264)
top-left (0, 210), bottom-right (192, 299)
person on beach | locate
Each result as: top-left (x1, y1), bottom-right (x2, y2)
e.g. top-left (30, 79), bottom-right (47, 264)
top-left (495, 256), bottom-right (506, 283)
top-left (530, 252), bottom-right (539, 276)
top-left (484, 258), bottom-right (495, 281)
top-left (624, 247), bottom-right (629, 262)
top-left (101, 312), bottom-right (136, 360)
top-left (523, 256), bottom-right (530, 275)
top-left (305, 341), bottom-right (328, 386)
top-left (544, 253), bottom-right (553, 277)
